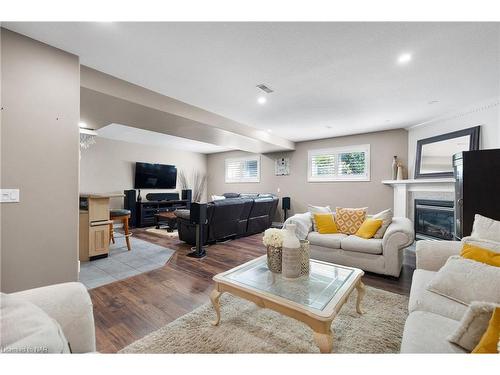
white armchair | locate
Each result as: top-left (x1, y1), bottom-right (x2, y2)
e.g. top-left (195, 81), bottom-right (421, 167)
top-left (8, 282), bottom-right (96, 353)
top-left (416, 240), bottom-right (462, 272)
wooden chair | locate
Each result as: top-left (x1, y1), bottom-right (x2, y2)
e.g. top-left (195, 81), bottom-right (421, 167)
top-left (109, 209), bottom-right (132, 251)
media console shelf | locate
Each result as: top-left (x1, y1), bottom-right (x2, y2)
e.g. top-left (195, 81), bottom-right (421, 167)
top-left (136, 199), bottom-right (189, 228)
top-left (124, 189), bottom-right (192, 228)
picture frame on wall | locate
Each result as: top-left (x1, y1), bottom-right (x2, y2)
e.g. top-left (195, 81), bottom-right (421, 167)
top-left (275, 157), bottom-right (290, 176)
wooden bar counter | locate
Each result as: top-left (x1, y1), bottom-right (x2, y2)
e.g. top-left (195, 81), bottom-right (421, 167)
top-left (79, 193), bottom-right (124, 261)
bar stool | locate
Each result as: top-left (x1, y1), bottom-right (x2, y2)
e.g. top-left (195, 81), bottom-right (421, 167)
top-left (109, 209), bottom-right (132, 251)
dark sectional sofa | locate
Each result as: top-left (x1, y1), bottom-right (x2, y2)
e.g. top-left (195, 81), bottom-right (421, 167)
top-left (176, 193), bottom-right (279, 245)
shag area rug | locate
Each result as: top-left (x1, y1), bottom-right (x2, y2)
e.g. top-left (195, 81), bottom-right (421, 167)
top-left (120, 285), bottom-right (408, 353)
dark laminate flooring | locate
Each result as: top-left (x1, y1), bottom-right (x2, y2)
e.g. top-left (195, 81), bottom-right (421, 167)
top-left (89, 229), bottom-right (414, 353)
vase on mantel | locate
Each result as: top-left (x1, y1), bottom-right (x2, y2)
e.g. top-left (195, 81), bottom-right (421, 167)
top-left (392, 156), bottom-right (398, 180)
top-left (282, 224), bottom-right (301, 279)
top-left (397, 164), bottom-right (404, 180)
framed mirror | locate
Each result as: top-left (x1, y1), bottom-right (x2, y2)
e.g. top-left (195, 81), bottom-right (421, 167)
top-left (415, 126), bottom-right (480, 179)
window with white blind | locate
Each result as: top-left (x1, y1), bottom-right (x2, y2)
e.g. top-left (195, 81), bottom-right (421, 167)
top-left (307, 144), bottom-right (370, 182)
top-left (225, 156), bottom-right (261, 183)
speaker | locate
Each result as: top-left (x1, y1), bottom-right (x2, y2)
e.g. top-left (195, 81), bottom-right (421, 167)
top-left (182, 189), bottom-right (192, 201)
top-left (282, 197), bottom-right (291, 210)
top-left (182, 189), bottom-right (192, 210)
top-left (124, 190), bottom-right (137, 227)
top-left (282, 196), bottom-right (291, 221)
top-left (187, 202), bottom-right (208, 258)
top-left (145, 192), bottom-right (179, 201)
top-left (190, 202), bottom-right (207, 225)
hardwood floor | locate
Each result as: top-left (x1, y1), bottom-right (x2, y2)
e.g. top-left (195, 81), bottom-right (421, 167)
top-left (89, 229), bottom-right (414, 353)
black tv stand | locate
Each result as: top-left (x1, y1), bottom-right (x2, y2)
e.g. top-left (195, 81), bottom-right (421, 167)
top-left (136, 199), bottom-right (189, 228)
top-left (124, 189), bottom-right (192, 228)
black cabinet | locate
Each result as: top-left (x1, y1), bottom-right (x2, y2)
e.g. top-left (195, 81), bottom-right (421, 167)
top-left (136, 200), bottom-right (189, 228)
top-left (453, 149), bottom-right (500, 238)
top-left (124, 189), bottom-right (192, 228)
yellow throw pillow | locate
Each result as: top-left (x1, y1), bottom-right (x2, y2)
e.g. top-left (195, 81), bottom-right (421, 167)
top-left (461, 243), bottom-right (500, 267)
top-left (472, 308), bottom-right (500, 353)
top-left (313, 213), bottom-right (338, 234)
top-left (356, 219), bottom-right (383, 239)
top-left (335, 207), bottom-right (367, 234)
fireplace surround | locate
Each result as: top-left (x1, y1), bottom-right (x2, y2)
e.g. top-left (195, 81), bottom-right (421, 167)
top-left (414, 199), bottom-right (455, 240)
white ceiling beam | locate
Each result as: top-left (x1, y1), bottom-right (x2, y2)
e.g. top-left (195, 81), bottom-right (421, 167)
top-left (80, 66), bottom-right (295, 153)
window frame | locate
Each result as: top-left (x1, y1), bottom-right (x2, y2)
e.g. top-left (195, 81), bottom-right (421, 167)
top-left (307, 144), bottom-right (371, 182)
top-left (224, 155), bottom-right (261, 183)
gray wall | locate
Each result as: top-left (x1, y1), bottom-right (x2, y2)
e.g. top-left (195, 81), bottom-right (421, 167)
top-left (80, 137), bottom-right (208, 207)
top-left (1, 29), bottom-right (80, 293)
top-left (207, 129), bottom-right (408, 221)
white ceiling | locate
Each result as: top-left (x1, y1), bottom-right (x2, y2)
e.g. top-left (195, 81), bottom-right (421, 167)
top-left (97, 124), bottom-right (231, 154)
top-left (4, 22), bottom-right (500, 142)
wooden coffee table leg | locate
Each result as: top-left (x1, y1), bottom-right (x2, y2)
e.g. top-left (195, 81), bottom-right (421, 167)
top-left (210, 289), bottom-right (223, 326)
top-left (313, 329), bottom-right (333, 353)
top-left (355, 280), bottom-right (365, 315)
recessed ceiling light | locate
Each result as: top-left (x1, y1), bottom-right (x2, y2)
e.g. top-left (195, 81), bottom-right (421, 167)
top-left (397, 53), bottom-right (412, 65)
top-left (267, 129), bottom-right (272, 133)
top-left (257, 96), bottom-right (267, 105)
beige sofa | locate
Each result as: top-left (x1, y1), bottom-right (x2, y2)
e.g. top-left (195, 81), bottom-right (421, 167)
top-left (400, 240), bottom-right (467, 353)
top-left (288, 215), bottom-right (414, 277)
top-left (3, 282), bottom-right (96, 353)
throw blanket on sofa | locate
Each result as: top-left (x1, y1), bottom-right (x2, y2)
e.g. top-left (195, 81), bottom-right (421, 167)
top-left (283, 212), bottom-right (312, 240)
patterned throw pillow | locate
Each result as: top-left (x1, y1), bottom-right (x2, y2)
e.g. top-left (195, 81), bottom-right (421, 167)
top-left (335, 207), bottom-right (367, 234)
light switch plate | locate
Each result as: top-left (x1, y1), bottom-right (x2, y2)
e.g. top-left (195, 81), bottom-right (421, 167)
top-left (0, 189), bottom-right (20, 203)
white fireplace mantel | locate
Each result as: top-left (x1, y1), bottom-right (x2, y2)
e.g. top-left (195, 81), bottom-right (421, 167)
top-left (382, 178), bottom-right (455, 217)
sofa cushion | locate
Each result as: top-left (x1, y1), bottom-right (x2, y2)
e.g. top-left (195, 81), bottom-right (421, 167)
top-left (222, 193), bottom-right (240, 198)
top-left (400, 311), bottom-right (465, 353)
top-left (258, 194), bottom-right (273, 198)
top-left (409, 269), bottom-right (467, 321)
top-left (427, 256), bottom-right (500, 305)
top-left (211, 195), bottom-right (226, 201)
top-left (471, 214), bottom-right (500, 243)
top-left (0, 293), bottom-right (70, 353)
top-left (371, 208), bottom-right (393, 239)
top-left (460, 243), bottom-right (500, 267)
top-left (307, 232), bottom-right (347, 249)
top-left (240, 193), bottom-right (259, 199)
top-left (355, 218), bottom-right (383, 239)
top-left (335, 207), bottom-right (367, 234)
top-left (448, 301), bottom-right (498, 352)
top-left (283, 212), bottom-right (312, 240)
top-left (462, 236), bottom-right (500, 253)
top-left (307, 205), bottom-right (332, 231)
top-left (174, 209), bottom-right (190, 220)
top-left (313, 213), bottom-right (338, 234)
top-left (472, 307), bottom-right (500, 353)
top-left (340, 235), bottom-right (383, 255)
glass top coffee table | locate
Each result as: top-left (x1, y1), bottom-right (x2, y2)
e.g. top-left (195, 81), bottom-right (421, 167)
top-left (210, 255), bottom-right (365, 353)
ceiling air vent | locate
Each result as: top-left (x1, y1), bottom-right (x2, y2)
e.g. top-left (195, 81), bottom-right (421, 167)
top-left (256, 84), bottom-right (274, 94)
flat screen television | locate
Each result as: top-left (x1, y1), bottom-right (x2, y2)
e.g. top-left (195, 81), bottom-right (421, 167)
top-left (134, 162), bottom-right (177, 189)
